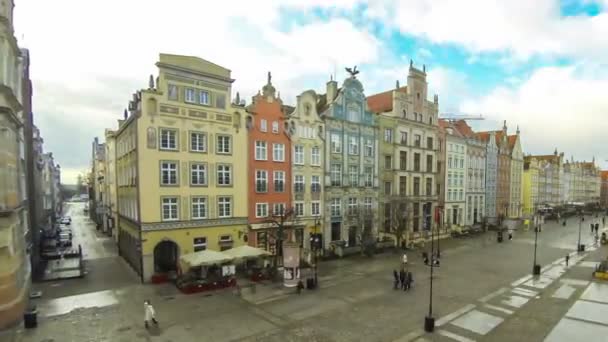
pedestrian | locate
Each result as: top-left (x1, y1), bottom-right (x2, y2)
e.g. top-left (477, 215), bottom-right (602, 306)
top-left (402, 253), bottom-right (408, 266)
top-left (508, 230), bottom-right (513, 241)
top-left (596, 223), bottom-right (600, 234)
top-left (422, 252), bottom-right (429, 265)
top-left (591, 223), bottom-right (594, 234)
top-left (144, 300), bottom-right (158, 329)
top-left (393, 269), bottom-right (399, 290)
top-left (565, 254), bottom-right (570, 267)
top-left (296, 279), bottom-right (304, 294)
top-left (407, 271), bottom-right (413, 290)
top-left (399, 269), bottom-right (406, 290)
top-left (403, 272), bottom-right (410, 292)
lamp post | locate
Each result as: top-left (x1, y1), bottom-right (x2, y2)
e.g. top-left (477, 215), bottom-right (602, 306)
top-left (532, 217), bottom-right (541, 275)
top-left (310, 216), bottom-right (322, 288)
top-left (424, 212), bottom-right (437, 333)
top-left (577, 210), bottom-right (583, 252)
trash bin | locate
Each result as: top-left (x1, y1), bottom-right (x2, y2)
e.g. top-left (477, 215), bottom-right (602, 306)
top-left (24, 306), bottom-right (37, 329)
top-left (578, 244), bottom-right (586, 252)
top-left (306, 277), bottom-right (315, 289)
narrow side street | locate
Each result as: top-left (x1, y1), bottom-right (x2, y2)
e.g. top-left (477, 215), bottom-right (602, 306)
top-left (2, 206), bottom-right (605, 342)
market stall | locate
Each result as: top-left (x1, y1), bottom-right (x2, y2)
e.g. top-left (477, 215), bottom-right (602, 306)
top-left (177, 250), bottom-right (236, 294)
top-left (223, 245), bottom-right (272, 281)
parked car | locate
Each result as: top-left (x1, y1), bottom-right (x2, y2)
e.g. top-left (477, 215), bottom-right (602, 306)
top-left (57, 238), bottom-right (72, 248)
top-left (59, 217), bottom-right (71, 225)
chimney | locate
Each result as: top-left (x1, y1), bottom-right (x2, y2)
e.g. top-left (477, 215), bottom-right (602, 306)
top-left (326, 76), bottom-right (338, 103)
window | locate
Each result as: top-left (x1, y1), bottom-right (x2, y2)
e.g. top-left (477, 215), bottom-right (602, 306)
top-left (331, 134), bottom-right (342, 153)
top-left (448, 157), bottom-right (453, 168)
top-left (414, 177), bottom-right (420, 195)
top-left (193, 237), bottom-right (207, 252)
top-left (311, 201), bottom-right (320, 216)
top-left (311, 175), bottom-right (321, 193)
top-left (384, 128), bottom-right (393, 143)
top-left (294, 202), bottom-right (304, 216)
top-left (168, 84), bottom-right (178, 100)
top-left (216, 94), bottom-right (226, 109)
top-left (459, 189), bottom-right (464, 200)
top-left (311, 146), bottom-right (321, 166)
top-left (190, 132), bottom-right (207, 152)
top-left (294, 145), bottom-right (304, 164)
top-left (218, 197), bottom-right (232, 218)
top-left (448, 189), bottom-right (452, 201)
top-left (400, 131), bottom-right (408, 145)
top-left (274, 171), bottom-right (285, 192)
top-left (384, 182), bottom-right (392, 195)
top-left (190, 163), bottom-right (207, 186)
top-left (272, 121), bottom-right (279, 133)
top-left (160, 162), bottom-right (178, 185)
top-left (256, 203), bottom-right (268, 218)
top-left (273, 143), bottom-right (285, 162)
top-left (162, 197), bottom-right (178, 221)
top-left (427, 137), bottom-right (433, 149)
top-left (199, 90), bottom-right (210, 105)
top-left (414, 134), bottom-right (421, 147)
top-left (217, 135), bottom-right (231, 154)
top-left (192, 197), bottom-right (207, 219)
top-left (385, 155), bottom-right (392, 169)
top-left (414, 153), bottom-right (421, 171)
top-left (426, 155), bottom-right (433, 173)
top-left (426, 178), bottom-right (432, 196)
top-left (460, 158), bottom-right (464, 169)
top-left (364, 197), bottom-right (372, 212)
top-left (294, 174), bottom-right (304, 193)
top-left (273, 203), bottom-right (285, 215)
top-left (399, 176), bottom-right (407, 195)
top-left (160, 129), bottom-right (177, 150)
top-left (256, 170), bottom-right (268, 192)
top-left (260, 119), bottom-right (268, 132)
top-left (364, 166), bottom-right (373, 187)
top-left (185, 88), bottom-right (196, 103)
top-left (348, 198), bottom-right (358, 215)
top-left (330, 198), bottom-right (341, 217)
top-left (349, 165), bottom-right (359, 186)
top-left (400, 151), bottom-right (407, 170)
top-left (255, 141), bottom-right (267, 160)
top-left (348, 136), bottom-right (358, 155)
top-left (330, 164), bottom-right (342, 186)
top-left (365, 139), bottom-right (374, 157)
top-left (217, 164), bottom-right (232, 186)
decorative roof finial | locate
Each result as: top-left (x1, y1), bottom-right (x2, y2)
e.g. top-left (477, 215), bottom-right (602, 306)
top-left (149, 75), bottom-right (154, 89)
top-left (396, 80), bottom-right (400, 89)
top-left (410, 59), bottom-right (413, 68)
top-left (503, 120), bottom-right (507, 131)
top-left (235, 92), bottom-right (240, 105)
top-left (423, 64), bottom-right (426, 72)
top-left (345, 66), bottom-right (359, 77)
top-left (516, 125), bottom-right (520, 134)
top-left (123, 109), bottom-right (128, 119)
top-left (267, 71), bottom-right (272, 84)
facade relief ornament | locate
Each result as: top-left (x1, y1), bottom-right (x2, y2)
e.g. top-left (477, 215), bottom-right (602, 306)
top-left (146, 127), bottom-right (157, 149)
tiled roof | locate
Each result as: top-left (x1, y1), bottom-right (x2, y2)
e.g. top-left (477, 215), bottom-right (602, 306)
top-left (475, 130), bottom-right (505, 145)
top-left (507, 135), bottom-right (517, 148)
top-left (453, 120), bottom-right (475, 137)
top-left (601, 171), bottom-right (608, 180)
top-left (366, 86), bottom-right (407, 113)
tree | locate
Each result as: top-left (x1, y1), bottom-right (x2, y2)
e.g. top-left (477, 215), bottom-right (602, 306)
top-left (349, 204), bottom-right (377, 257)
top-left (388, 198), bottom-right (411, 250)
top-left (263, 206), bottom-right (300, 269)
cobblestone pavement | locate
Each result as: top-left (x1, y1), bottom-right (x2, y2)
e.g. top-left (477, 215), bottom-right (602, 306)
top-left (1, 207), bottom-right (606, 342)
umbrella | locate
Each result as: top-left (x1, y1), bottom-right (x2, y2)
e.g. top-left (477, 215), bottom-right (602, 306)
top-left (180, 249), bottom-right (234, 269)
top-left (222, 245), bottom-right (271, 261)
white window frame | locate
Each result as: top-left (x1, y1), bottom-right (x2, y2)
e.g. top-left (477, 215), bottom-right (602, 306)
top-left (311, 201), bottom-right (321, 216)
top-left (216, 135), bottom-right (231, 154)
top-left (365, 139), bottom-right (374, 157)
top-left (162, 197), bottom-right (179, 221)
top-left (384, 128), bottom-right (393, 143)
top-left (272, 121), bottom-right (279, 133)
top-left (161, 161), bottom-right (178, 185)
top-left (330, 164), bottom-right (342, 186)
top-left (311, 146), bottom-right (321, 166)
top-left (273, 143), bottom-right (285, 162)
top-left (311, 175), bottom-right (321, 193)
top-left (193, 237), bottom-right (207, 252)
top-left (330, 198), bottom-right (341, 217)
top-left (274, 171), bottom-right (285, 192)
top-left (160, 129), bottom-right (178, 150)
top-left (348, 136), bottom-right (358, 155)
top-left (294, 202), bottom-right (304, 217)
top-left (331, 133), bottom-right (342, 153)
top-left (273, 203), bottom-right (285, 216)
top-left (294, 174), bottom-right (305, 193)
top-left (191, 197), bottom-right (207, 219)
top-left (199, 90), bottom-right (210, 105)
top-left (190, 132), bottom-right (207, 152)
top-left (260, 119), bottom-right (268, 132)
top-left (349, 165), bottom-right (358, 186)
top-left (255, 203), bottom-right (268, 218)
top-left (348, 197), bottom-right (358, 215)
top-left (364, 166), bottom-right (373, 187)
top-left (190, 163), bottom-right (207, 186)
top-left (364, 197), bottom-right (373, 212)
top-left (217, 164), bottom-right (232, 186)
top-left (218, 197), bottom-right (232, 218)
top-left (256, 170), bottom-right (268, 193)
top-left (294, 145), bottom-right (304, 165)
top-left (255, 141), bottom-right (267, 160)
top-left (185, 88), bottom-right (196, 103)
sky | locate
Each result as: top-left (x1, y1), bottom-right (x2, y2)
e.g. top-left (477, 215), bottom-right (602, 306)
top-left (13, 0), bottom-right (608, 184)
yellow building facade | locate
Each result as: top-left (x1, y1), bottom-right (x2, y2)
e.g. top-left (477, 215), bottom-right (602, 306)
top-left (115, 54), bottom-right (248, 282)
top-left (522, 157), bottom-right (539, 216)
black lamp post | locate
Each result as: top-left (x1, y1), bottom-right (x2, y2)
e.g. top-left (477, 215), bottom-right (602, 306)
top-left (424, 214), bottom-right (437, 333)
top-left (310, 216), bottom-right (322, 288)
top-left (577, 210), bottom-right (583, 252)
top-left (532, 217), bottom-right (541, 275)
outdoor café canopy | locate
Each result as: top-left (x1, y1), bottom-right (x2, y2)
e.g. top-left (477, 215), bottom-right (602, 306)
top-left (222, 245), bottom-right (271, 261)
top-left (180, 249), bottom-right (235, 269)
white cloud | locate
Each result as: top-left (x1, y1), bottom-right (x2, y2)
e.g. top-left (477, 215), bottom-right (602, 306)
top-left (460, 64), bottom-right (608, 166)
top-left (13, 0), bottom-right (379, 183)
top-left (426, 67), bottom-right (471, 112)
top-left (371, 0), bottom-right (608, 61)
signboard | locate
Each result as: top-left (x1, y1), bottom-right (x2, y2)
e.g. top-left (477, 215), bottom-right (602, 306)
top-left (282, 242), bottom-right (301, 288)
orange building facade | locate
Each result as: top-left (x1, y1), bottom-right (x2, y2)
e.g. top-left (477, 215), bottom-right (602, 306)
top-left (246, 74), bottom-right (294, 255)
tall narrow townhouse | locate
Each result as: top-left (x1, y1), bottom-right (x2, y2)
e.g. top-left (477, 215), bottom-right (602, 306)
top-left (90, 137), bottom-right (105, 227)
top-left (115, 54), bottom-right (247, 282)
top-left (496, 123), bottom-right (511, 219)
top-left (368, 62), bottom-right (440, 244)
top-left (454, 120), bottom-right (486, 227)
top-left (104, 129), bottom-right (118, 240)
top-left (475, 131), bottom-right (498, 224)
top-left (508, 130), bottom-right (524, 218)
top-left (245, 73), bottom-right (295, 255)
top-left (439, 120), bottom-right (467, 229)
top-left (600, 171), bottom-right (608, 209)
top-left (523, 156), bottom-right (540, 216)
top-left (320, 70), bottom-right (379, 250)
top-left (287, 90), bottom-right (324, 253)
top-left (533, 151), bottom-right (563, 206)
top-left (0, 0), bottom-right (30, 328)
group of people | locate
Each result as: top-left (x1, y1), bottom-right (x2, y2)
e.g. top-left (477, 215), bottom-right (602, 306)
top-left (393, 268), bottom-right (413, 291)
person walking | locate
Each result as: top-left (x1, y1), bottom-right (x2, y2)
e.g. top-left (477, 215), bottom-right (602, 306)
top-left (393, 270), bottom-right (399, 290)
top-left (399, 269), bottom-right (406, 290)
top-left (402, 253), bottom-right (408, 266)
top-left (403, 271), bottom-right (410, 292)
top-left (565, 254), bottom-right (570, 267)
top-left (407, 271), bottom-right (413, 290)
top-left (591, 223), bottom-right (595, 234)
top-left (144, 300), bottom-right (158, 329)
top-left (595, 223), bottom-right (600, 234)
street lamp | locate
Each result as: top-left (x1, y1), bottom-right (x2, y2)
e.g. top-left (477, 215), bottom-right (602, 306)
top-left (309, 216), bottom-right (322, 288)
top-left (577, 210), bottom-right (584, 252)
top-left (424, 214), bottom-right (437, 333)
top-left (532, 216), bottom-right (541, 275)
